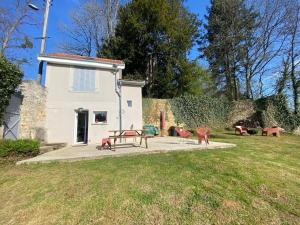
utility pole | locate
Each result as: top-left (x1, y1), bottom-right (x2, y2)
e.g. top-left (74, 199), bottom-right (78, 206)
top-left (37, 0), bottom-right (51, 84)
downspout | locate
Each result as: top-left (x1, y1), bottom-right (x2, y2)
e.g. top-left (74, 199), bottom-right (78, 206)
top-left (113, 65), bottom-right (122, 134)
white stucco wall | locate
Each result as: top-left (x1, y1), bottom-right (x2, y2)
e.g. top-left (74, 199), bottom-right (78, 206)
top-left (121, 86), bottom-right (143, 131)
top-left (44, 63), bottom-right (142, 145)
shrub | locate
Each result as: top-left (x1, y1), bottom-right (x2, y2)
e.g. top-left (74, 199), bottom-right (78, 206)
top-left (0, 55), bottom-right (23, 125)
top-left (170, 95), bottom-right (231, 129)
top-left (0, 139), bottom-right (40, 157)
top-left (255, 94), bottom-right (300, 131)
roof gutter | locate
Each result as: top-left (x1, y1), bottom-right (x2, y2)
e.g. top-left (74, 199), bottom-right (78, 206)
top-left (118, 80), bottom-right (145, 87)
top-left (38, 55), bottom-right (125, 70)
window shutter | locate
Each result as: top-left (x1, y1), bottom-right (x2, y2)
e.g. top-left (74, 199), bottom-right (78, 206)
top-left (72, 68), bottom-right (95, 92)
top-left (73, 68), bottom-right (80, 91)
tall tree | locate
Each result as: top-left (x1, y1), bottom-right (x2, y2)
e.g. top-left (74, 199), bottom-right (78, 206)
top-left (60, 0), bottom-right (126, 56)
top-left (0, 0), bottom-right (36, 62)
top-left (101, 0), bottom-right (200, 98)
top-left (241, 0), bottom-right (288, 98)
top-left (201, 0), bottom-right (257, 100)
top-left (59, 0), bottom-right (104, 56)
top-left (103, 0), bottom-right (120, 40)
top-left (200, 0), bottom-right (255, 100)
top-left (283, 0), bottom-right (300, 114)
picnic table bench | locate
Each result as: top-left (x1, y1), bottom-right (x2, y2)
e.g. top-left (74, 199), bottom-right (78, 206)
top-left (108, 130), bottom-right (154, 150)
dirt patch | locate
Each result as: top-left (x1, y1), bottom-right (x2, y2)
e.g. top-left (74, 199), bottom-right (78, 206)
top-left (222, 199), bottom-right (242, 210)
top-left (145, 205), bottom-right (165, 225)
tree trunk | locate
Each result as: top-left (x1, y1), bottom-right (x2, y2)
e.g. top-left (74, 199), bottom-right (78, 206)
top-left (233, 76), bottom-right (239, 100)
top-left (290, 10), bottom-right (299, 115)
top-left (245, 75), bottom-right (251, 99)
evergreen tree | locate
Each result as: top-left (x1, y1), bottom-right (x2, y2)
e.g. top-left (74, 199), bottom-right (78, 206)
top-left (101, 0), bottom-right (200, 98)
top-left (201, 0), bottom-right (256, 100)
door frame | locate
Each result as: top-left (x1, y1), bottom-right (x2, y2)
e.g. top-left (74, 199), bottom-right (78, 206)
top-left (74, 109), bottom-right (89, 144)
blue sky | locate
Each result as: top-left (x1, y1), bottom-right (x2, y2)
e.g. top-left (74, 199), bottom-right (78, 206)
top-left (16, 0), bottom-right (211, 80)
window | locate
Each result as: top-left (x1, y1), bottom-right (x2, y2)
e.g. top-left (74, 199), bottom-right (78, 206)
top-left (94, 111), bottom-right (107, 124)
top-left (72, 68), bottom-right (96, 92)
top-left (127, 100), bottom-right (132, 107)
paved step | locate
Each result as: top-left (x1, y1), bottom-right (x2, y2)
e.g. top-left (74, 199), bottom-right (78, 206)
top-left (39, 146), bottom-right (54, 154)
top-left (45, 143), bottom-right (67, 149)
top-left (39, 143), bottom-right (67, 154)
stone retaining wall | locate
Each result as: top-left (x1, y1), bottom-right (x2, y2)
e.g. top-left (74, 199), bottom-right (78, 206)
top-left (143, 98), bottom-right (260, 130)
top-left (0, 126), bottom-right (3, 139)
top-left (143, 98), bottom-right (178, 135)
top-left (19, 81), bottom-right (47, 141)
top-left (228, 100), bottom-right (258, 126)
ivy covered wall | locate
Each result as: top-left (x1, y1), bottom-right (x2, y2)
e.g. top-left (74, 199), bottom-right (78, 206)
top-left (143, 95), bottom-right (300, 133)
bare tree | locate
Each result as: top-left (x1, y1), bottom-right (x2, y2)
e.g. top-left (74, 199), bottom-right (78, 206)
top-left (59, 0), bottom-right (104, 56)
top-left (283, 0), bottom-right (300, 114)
top-left (103, 0), bottom-right (120, 39)
top-left (0, 0), bottom-right (38, 60)
top-left (60, 0), bottom-right (127, 56)
top-left (276, 56), bottom-right (290, 95)
top-left (242, 0), bottom-right (288, 98)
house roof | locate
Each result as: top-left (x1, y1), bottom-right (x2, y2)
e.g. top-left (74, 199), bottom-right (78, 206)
top-left (38, 53), bottom-right (125, 70)
top-left (118, 80), bottom-right (145, 87)
top-left (47, 53), bottom-right (124, 65)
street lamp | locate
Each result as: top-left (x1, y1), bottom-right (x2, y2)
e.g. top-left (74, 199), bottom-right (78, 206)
top-left (28, 0), bottom-right (52, 84)
top-left (28, 3), bottom-right (39, 11)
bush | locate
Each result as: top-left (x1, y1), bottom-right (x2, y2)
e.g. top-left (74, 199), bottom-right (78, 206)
top-left (0, 139), bottom-right (40, 157)
top-left (0, 55), bottom-right (23, 125)
top-left (255, 94), bottom-right (300, 131)
top-left (170, 95), bottom-right (231, 129)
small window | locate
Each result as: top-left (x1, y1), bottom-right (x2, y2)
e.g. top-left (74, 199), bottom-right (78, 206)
top-left (94, 111), bottom-right (107, 123)
top-left (127, 100), bottom-right (132, 107)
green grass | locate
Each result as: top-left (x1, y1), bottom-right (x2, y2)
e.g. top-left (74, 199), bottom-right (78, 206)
top-left (0, 132), bottom-right (299, 225)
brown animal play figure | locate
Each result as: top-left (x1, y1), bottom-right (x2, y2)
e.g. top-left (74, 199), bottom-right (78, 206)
top-left (262, 127), bottom-right (283, 137)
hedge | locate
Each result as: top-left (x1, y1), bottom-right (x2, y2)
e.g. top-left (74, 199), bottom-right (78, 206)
top-left (0, 139), bottom-right (40, 157)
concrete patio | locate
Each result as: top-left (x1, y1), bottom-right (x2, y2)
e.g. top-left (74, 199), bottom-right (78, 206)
top-left (17, 137), bottom-right (236, 164)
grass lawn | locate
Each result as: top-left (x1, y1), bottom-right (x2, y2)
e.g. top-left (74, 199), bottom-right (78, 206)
top-left (0, 132), bottom-right (299, 225)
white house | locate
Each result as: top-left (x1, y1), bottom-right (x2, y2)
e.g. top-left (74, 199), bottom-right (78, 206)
top-left (38, 53), bottom-right (145, 145)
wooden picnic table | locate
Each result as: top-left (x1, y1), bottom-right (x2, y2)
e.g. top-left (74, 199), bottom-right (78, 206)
top-left (108, 129), bottom-right (153, 149)
top-left (109, 129), bottom-right (144, 136)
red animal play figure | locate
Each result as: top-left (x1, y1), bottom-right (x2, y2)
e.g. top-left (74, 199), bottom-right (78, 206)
top-left (235, 126), bottom-right (249, 135)
top-left (197, 127), bottom-right (210, 145)
top-left (262, 127), bottom-right (283, 137)
top-left (175, 127), bottom-right (193, 138)
top-left (99, 138), bottom-right (112, 150)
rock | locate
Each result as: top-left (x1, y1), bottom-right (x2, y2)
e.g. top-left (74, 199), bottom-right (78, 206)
top-left (293, 127), bottom-right (300, 135)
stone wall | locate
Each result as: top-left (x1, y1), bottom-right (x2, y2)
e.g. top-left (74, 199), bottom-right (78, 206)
top-left (143, 98), bottom-right (260, 130)
top-left (19, 81), bottom-right (47, 141)
top-left (0, 126), bottom-right (3, 139)
top-left (294, 127), bottom-right (300, 135)
top-left (228, 100), bottom-right (258, 127)
top-left (143, 98), bottom-right (178, 135)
